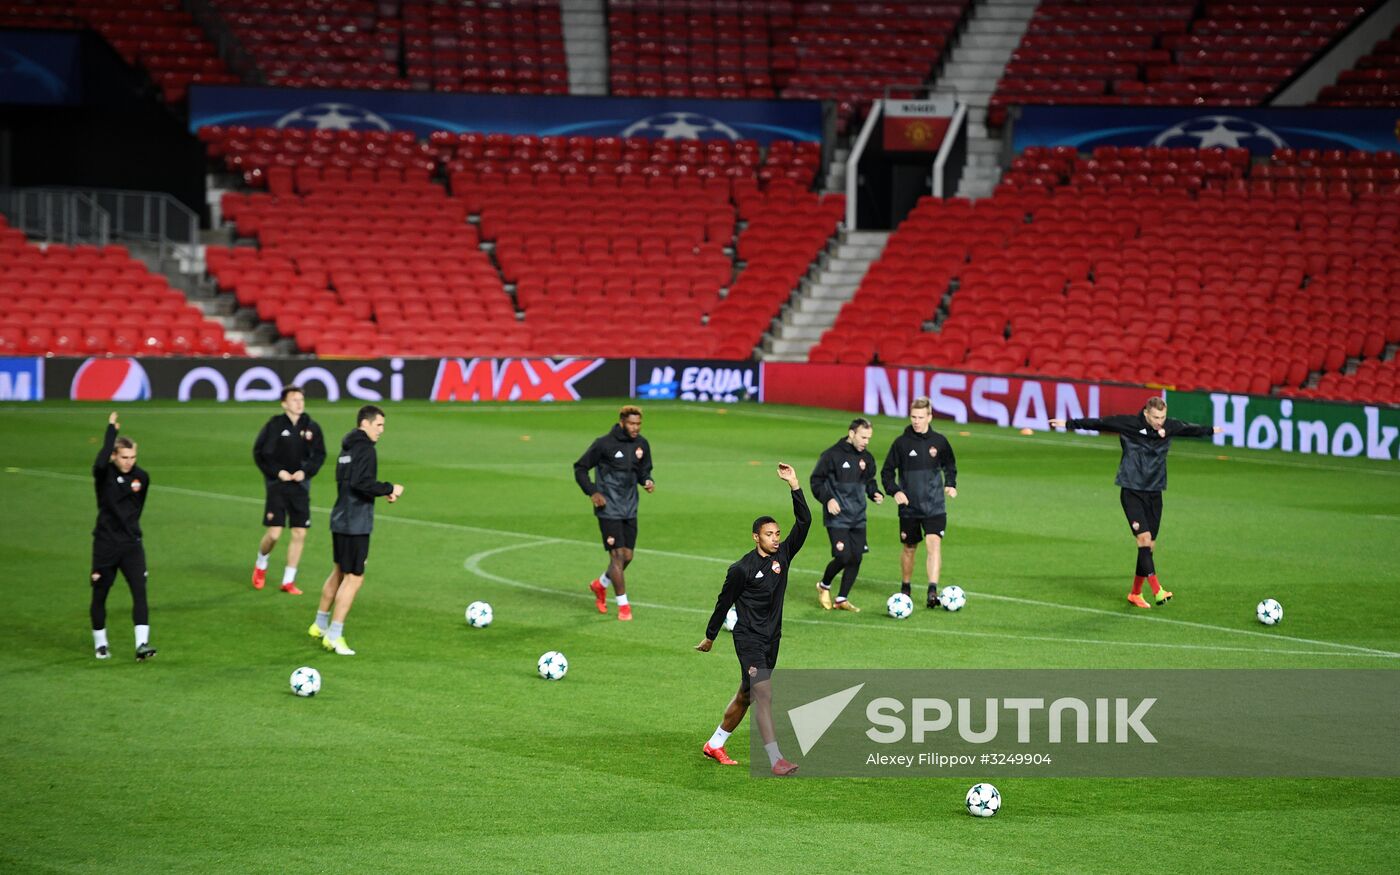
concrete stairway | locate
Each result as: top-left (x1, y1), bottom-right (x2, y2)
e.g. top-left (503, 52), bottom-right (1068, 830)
top-left (760, 229), bottom-right (890, 361)
top-left (930, 0), bottom-right (1037, 198)
top-left (561, 0), bottom-right (608, 96)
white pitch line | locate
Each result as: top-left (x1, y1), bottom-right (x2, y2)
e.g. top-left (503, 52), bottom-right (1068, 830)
top-left (13, 465), bottom-right (1399, 659)
top-left (970, 592), bottom-right (1400, 658)
top-left (462, 542), bottom-right (1398, 660)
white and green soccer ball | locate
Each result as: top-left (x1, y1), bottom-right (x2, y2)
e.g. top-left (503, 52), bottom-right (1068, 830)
top-left (290, 666), bottom-right (321, 697)
top-left (965, 782), bottom-right (1001, 817)
top-left (537, 650), bottom-right (568, 680)
top-left (723, 606), bottom-right (738, 632)
top-left (466, 600), bottom-right (493, 628)
top-left (939, 585), bottom-right (967, 612)
top-left (1256, 598), bottom-right (1283, 626)
top-left (886, 592), bottom-right (914, 619)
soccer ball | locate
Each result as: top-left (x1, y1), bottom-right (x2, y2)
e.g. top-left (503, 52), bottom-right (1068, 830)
top-left (723, 606), bottom-right (738, 632)
top-left (537, 650), bottom-right (569, 680)
top-left (965, 782), bottom-right (1001, 817)
top-left (1256, 598), bottom-right (1283, 626)
top-left (466, 600), bottom-right (493, 628)
top-left (886, 592), bottom-right (914, 619)
top-left (289, 666), bottom-right (321, 697)
top-left (940, 585), bottom-right (967, 612)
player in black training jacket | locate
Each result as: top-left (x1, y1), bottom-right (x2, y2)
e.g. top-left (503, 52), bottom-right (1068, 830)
top-left (309, 405), bottom-right (403, 656)
top-left (696, 463), bottom-right (810, 775)
top-left (810, 418), bottom-right (883, 612)
top-left (89, 411), bottom-right (155, 661)
top-left (573, 405), bottom-right (654, 621)
top-left (1051, 396), bottom-right (1220, 609)
top-left (250, 386), bottom-right (326, 595)
top-left (880, 396), bottom-right (958, 608)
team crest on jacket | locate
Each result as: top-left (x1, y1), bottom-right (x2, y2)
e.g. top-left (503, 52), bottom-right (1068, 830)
top-left (303, 430), bottom-right (313, 441)
top-left (130, 479), bottom-right (142, 492)
top-left (858, 459), bottom-right (866, 470)
top-left (634, 447), bottom-right (644, 459)
top-left (929, 446), bottom-right (938, 458)
top-left (771, 560), bottom-right (782, 574)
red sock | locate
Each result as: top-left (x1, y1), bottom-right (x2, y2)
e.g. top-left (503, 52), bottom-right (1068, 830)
top-left (1131, 576), bottom-right (1144, 596)
top-left (1147, 574), bottom-right (1161, 594)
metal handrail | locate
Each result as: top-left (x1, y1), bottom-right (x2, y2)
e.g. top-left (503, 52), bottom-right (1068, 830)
top-left (84, 188), bottom-right (200, 262)
top-left (0, 189), bottom-right (112, 247)
top-left (1, 187), bottom-right (199, 262)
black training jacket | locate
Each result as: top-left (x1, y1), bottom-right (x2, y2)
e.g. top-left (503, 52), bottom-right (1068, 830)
top-left (573, 423), bottom-right (653, 521)
top-left (253, 412), bottom-right (326, 486)
top-left (1066, 413), bottom-right (1214, 492)
top-left (810, 438), bottom-right (879, 529)
top-left (329, 429), bottom-right (394, 535)
top-left (881, 425), bottom-right (958, 518)
top-left (705, 488), bottom-right (812, 642)
top-left (92, 424), bottom-right (149, 544)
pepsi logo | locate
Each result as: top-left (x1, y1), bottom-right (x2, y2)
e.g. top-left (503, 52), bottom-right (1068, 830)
top-left (71, 358), bottom-right (151, 401)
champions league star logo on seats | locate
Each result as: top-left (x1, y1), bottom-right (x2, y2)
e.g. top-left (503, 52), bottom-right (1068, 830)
top-left (1151, 115), bottom-right (1286, 150)
top-left (621, 112), bottom-right (741, 141)
top-left (275, 102), bottom-right (392, 132)
top-left (0, 48), bottom-right (70, 102)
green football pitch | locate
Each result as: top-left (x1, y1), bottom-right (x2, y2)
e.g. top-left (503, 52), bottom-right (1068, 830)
top-left (2, 399), bottom-right (1397, 873)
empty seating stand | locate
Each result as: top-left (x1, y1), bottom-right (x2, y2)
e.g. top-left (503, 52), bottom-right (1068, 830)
top-left (201, 126), bottom-right (838, 360)
top-left (609, 0), bottom-right (970, 135)
top-left (0, 0), bottom-right (239, 103)
top-left (989, 1), bottom-right (1379, 127)
top-left (0, 217), bottom-right (245, 357)
top-left (207, 0), bottom-right (565, 94)
top-left (814, 145), bottom-right (1400, 407)
top-left (1315, 21), bottom-right (1400, 106)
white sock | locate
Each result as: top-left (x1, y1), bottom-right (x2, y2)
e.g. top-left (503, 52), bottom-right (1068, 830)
top-left (599, 573), bottom-right (612, 588)
top-left (328, 621), bottom-right (344, 640)
top-left (135, 624), bottom-right (149, 647)
top-left (707, 726), bottom-right (732, 748)
top-left (92, 628), bottom-right (108, 649)
top-left (764, 741), bottom-right (783, 766)
top-left (315, 611), bottom-right (330, 631)
top-left (616, 594), bottom-right (629, 607)
top-left (255, 552), bottom-right (270, 570)
top-left (282, 566), bottom-right (297, 585)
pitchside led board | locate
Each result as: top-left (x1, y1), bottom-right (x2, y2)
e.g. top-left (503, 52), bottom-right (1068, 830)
top-left (882, 97), bottom-right (955, 153)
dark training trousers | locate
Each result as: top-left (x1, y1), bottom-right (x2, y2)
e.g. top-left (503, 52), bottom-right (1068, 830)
top-left (90, 541), bottom-right (149, 630)
top-left (822, 527), bottom-right (867, 600)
